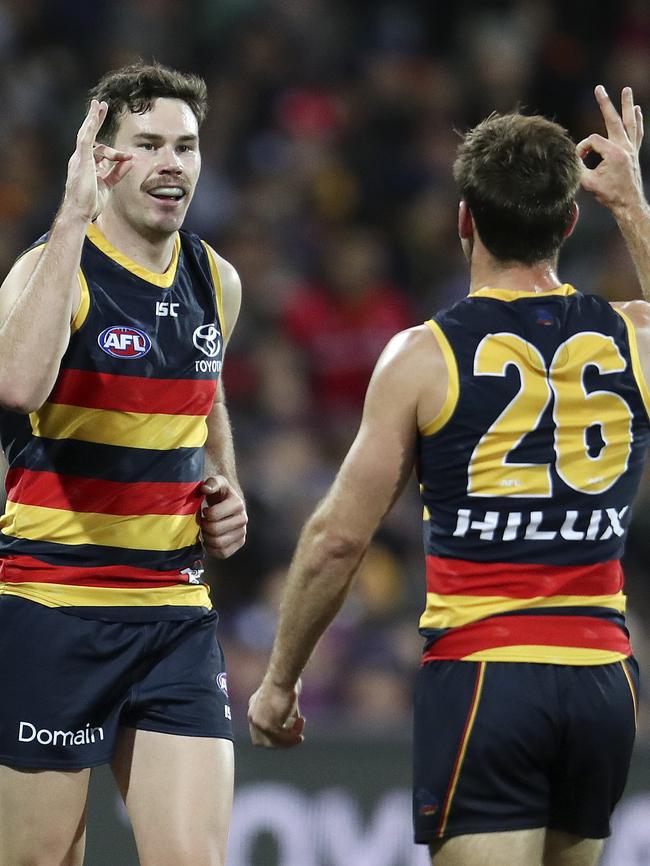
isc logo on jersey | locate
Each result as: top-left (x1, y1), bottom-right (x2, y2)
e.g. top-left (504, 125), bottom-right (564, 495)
top-left (98, 326), bottom-right (152, 359)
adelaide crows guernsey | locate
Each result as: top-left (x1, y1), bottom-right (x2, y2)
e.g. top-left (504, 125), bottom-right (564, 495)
top-left (418, 285), bottom-right (650, 664)
top-left (0, 223), bottom-right (226, 621)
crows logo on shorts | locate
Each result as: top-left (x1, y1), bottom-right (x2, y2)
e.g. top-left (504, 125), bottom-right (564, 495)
top-left (216, 672), bottom-right (228, 697)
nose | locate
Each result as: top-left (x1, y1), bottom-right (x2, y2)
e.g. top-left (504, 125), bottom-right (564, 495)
top-left (157, 145), bottom-right (183, 174)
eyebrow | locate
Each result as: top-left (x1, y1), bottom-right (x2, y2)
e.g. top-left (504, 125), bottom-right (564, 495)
top-left (131, 132), bottom-right (199, 144)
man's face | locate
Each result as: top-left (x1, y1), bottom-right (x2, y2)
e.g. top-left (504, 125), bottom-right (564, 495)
top-left (108, 97), bottom-right (201, 238)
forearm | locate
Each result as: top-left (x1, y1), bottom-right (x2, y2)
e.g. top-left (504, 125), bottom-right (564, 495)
top-left (265, 514), bottom-right (367, 688)
top-left (1, 207), bottom-right (87, 411)
top-left (204, 394), bottom-right (243, 497)
top-left (615, 201), bottom-right (650, 302)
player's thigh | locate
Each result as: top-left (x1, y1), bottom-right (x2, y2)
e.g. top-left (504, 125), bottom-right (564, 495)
top-left (0, 764), bottom-right (90, 866)
top-left (543, 831), bottom-right (604, 866)
top-left (430, 828), bottom-right (545, 866)
top-left (111, 727), bottom-right (234, 866)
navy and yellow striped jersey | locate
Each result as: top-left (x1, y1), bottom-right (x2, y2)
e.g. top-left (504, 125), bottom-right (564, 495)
top-left (0, 223), bottom-right (226, 621)
top-left (418, 285), bottom-right (650, 664)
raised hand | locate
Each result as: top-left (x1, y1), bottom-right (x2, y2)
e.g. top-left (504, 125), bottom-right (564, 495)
top-left (63, 99), bottom-right (133, 221)
top-left (578, 85), bottom-right (645, 217)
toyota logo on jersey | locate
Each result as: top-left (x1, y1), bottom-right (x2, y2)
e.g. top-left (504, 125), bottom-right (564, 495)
top-left (193, 323), bottom-right (221, 358)
top-left (98, 326), bottom-right (152, 359)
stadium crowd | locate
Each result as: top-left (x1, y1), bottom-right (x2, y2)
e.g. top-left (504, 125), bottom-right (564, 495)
top-left (1, 0), bottom-right (649, 738)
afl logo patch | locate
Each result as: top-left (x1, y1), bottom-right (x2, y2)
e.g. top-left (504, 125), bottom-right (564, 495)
top-left (98, 326), bottom-right (152, 359)
top-left (216, 672), bottom-right (229, 697)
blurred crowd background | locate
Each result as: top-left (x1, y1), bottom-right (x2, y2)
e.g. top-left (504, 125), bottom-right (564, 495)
top-left (1, 0), bottom-right (650, 739)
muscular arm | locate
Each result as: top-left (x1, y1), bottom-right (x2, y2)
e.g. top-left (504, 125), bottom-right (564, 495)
top-left (0, 218), bottom-right (84, 412)
top-left (0, 99), bottom-right (131, 413)
top-left (613, 204), bottom-right (650, 302)
top-left (248, 325), bottom-right (449, 746)
top-left (200, 250), bottom-right (247, 557)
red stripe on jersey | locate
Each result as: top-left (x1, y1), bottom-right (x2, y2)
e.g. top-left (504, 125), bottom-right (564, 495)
top-left (421, 615), bottom-right (631, 662)
top-left (426, 556), bottom-right (623, 598)
top-left (48, 369), bottom-right (216, 416)
top-left (5, 468), bottom-right (202, 516)
top-left (0, 554), bottom-right (196, 588)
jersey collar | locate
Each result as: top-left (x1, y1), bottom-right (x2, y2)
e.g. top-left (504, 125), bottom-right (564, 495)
top-left (86, 223), bottom-right (181, 289)
top-left (470, 284), bottom-right (576, 302)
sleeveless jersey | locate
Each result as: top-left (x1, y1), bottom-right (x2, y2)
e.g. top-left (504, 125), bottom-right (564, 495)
top-left (0, 223), bottom-right (226, 621)
top-left (418, 285), bottom-right (650, 664)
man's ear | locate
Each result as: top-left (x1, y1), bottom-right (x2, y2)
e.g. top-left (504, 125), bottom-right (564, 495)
top-left (458, 200), bottom-right (474, 240)
top-left (564, 201), bottom-right (579, 238)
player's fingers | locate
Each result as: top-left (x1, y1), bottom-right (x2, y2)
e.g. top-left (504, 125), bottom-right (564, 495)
top-left (202, 526), bottom-right (246, 551)
top-left (248, 723), bottom-right (276, 748)
top-left (595, 85), bottom-right (628, 145)
top-left (579, 162), bottom-right (601, 193)
top-left (201, 475), bottom-right (231, 504)
top-left (100, 157), bottom-right (133, 189)
top-left (576, 133), bottom-right (613, 161)
top-left (77, 100), bottom-right (107, 147)
top-left (201, 511), bottom-right (247, 532)
top-left (621, 86), bottom-right (637, 146)
top-left (251, 720), bottom-right (304, 749)
top-left (93, 143), bottom-right (132, 164)
top-left (636, 105), bottom-right (644, 150)
top-left (75, 102), bottom-right (99, 146)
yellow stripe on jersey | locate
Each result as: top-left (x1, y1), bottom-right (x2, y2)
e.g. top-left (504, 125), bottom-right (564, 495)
top-left (420, 320), bottom-right (460, 436)
top-left (462, 645), bottom-right (628, 665)
top-left (419, 591), bottom-right (627, 630)
top-left (86, 223), bottom-right (181, 288)
top-left (71, 270), bottom-right (91, 333)
top-left (30, 403), bottom-right (208, 450)
top-left (469, 284), bottom-right (576, 302)
top-left (202, 241), bottom-right (227, 342)
top-left (0, 581), bottom-right (211, 609)
top-left (1, 502), bottom-right (199, 551)
top-left (615, 307), bottom-right (650, 419)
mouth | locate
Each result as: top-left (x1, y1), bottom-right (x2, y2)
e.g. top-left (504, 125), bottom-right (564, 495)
top-left (146, 185), bottom-right (187, 204)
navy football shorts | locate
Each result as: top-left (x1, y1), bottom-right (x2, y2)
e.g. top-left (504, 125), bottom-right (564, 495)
top-left (0, 596), bottom-right (232, 770)
top-left (413, 658), bottom-right (639, 842)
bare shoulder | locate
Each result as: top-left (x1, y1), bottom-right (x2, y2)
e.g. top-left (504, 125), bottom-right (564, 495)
top-left (611, 300), bottom-right (650, 383)
top-left (204, 243), bottom-right (241, 297)
top-left (370, 324), bottom-right (449, 428)
top-left (376, 324), bottom-right (446, 373)
top-left (611, 299), bottom-right (650, 328)
top-left (203, 242), bottom-right (242, 342)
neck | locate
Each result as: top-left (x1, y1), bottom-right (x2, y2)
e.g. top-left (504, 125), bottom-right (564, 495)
top-left (94, 210), bottom-right (177, 274)
top-left (468, 247), bottom-right (563, 295)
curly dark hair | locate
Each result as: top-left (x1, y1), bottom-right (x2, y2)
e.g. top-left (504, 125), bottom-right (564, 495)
top-left (87, 61), bottom-right (208, 145)
top-left (453, 112), bottom-right (582, 265)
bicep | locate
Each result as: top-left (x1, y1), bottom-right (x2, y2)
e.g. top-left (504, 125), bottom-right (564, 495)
top-left (325, 412), bottom-right (416, 542)
top-left (0, 247), bottom-right (45, 324)
top-left (316, 325), bottom-right (448, 543)
top-left (318, 347), bottom-right (420, 543)
top-left (0, 245), bottom-right (82, 327)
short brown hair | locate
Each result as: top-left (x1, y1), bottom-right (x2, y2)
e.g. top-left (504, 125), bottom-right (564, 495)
top-left (87, 61), bottom-right (208, 145)
top-left (453, 113), bottom-right (581, 265)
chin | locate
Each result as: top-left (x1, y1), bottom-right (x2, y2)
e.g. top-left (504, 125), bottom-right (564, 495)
top-left (148, 213), bottom-right (186, 237)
